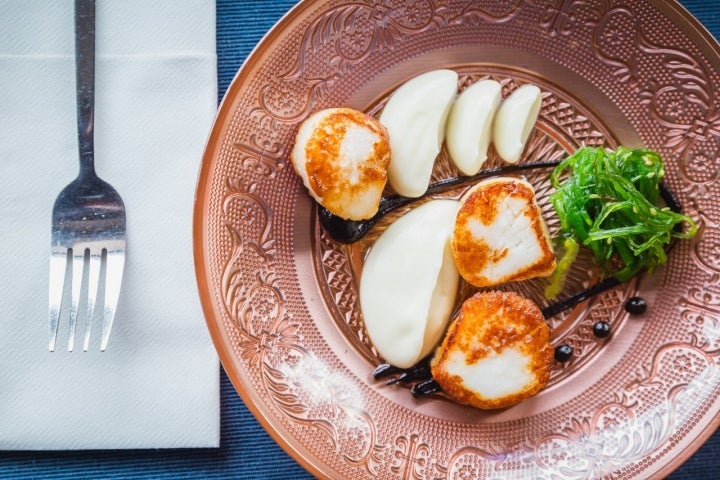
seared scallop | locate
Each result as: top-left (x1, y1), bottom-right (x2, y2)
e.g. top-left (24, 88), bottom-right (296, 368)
top-left (291, 107), bottom-right (391, 220)
top-left (431, 291), bottom-right (553, 409)
top-left (451, 177), bottom-right (555, 287)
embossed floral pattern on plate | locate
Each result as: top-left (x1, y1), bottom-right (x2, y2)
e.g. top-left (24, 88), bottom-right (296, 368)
top-left (195, 1), bottom-right (720, 479)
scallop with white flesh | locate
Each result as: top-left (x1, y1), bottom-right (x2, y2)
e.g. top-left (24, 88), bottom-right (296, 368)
top-left (360, 199), bottom-right (460, 369)
top-left (431, 290), bottom-right (553, 410)
top-left (451, 177), bottom-right (556, 288)
top-left (290, 107), bottom-right (390, 220)
top-left (445, 79), bottom-right (502, 175)
top-left (492, 84), bottom-right (542, 164)
top-left (379, 69), bottom-right (458, 198)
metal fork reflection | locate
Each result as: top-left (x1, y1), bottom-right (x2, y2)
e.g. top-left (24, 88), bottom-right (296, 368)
top-left (48, 0), bottom-right (126, 351)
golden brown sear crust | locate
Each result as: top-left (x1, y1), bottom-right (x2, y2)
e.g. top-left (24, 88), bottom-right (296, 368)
top-left (451, 177), bottom-right (556, 287)
top-left (431, 291), bottom-right (553, 409)
top-left (291, 108), bottom-right (390, 220)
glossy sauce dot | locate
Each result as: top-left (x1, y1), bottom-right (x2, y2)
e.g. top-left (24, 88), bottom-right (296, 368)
top-left (625, 296), bottom-right (647, 315)
top-left (373, 363), bottom-right (400, 380)
top-left (554, 344), bottom-right (573, 362)
top-left (593, 321), bottom-right (612, 338)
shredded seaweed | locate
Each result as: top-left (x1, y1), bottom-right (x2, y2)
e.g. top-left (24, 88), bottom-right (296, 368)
top-left (549, 146), bottom-right (697, 282)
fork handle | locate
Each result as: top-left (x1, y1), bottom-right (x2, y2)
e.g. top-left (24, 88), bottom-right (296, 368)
top-left (75, 0), bottom-right (95, 176)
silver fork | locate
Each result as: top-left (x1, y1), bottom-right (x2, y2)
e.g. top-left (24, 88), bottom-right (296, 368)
top-left (48, 0), bottom-right (126, 352)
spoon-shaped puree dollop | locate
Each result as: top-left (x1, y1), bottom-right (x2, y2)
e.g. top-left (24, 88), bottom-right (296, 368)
top-left (446, 79), bottom-right (502, 175)
top-left (360, 199), bottom-right (459, 369)
top-left (379, 69), bottom-right (458, 198)
top-left (493, 84), bottom-right (542, 164)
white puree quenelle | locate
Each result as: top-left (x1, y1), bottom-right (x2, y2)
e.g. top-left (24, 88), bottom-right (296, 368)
top-left (360, 199), bottom-right (460, 369)
top-left (379, 69), bottom-right (458, 198)
top-left (492, 84), bottom-right (542, 164)
top-left (445, 79), bottom-right (502, 176)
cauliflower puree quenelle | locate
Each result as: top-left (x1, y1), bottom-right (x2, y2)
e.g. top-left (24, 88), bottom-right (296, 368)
top-left (360, 200), bottom-right (460, 369)
top-left (492, 84), bottom-right (542, 164)
top-left (445, 79), bottom-right (502, 176)
top-left (379, 69), bottom-right (458, 198)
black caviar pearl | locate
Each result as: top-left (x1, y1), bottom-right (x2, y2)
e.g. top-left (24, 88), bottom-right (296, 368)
top-left (625, 296), bottom-right (647, 315)
top-left (593, 321), bottom-right (612, 338)
top-left (554, 344), bottom-right (573, 362)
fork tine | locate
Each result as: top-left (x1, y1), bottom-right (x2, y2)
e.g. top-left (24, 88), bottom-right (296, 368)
top-left (67, 248), bottom-right (86, 352)
top-left (82, 248), bottom-right (102, 351)
top-left (101, 249), bottom-right (125, 351)
top-left (48, 250), bottom-right (69, 352)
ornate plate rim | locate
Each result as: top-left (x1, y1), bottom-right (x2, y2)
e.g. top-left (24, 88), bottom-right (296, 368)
top-left (195, 1), bottom-right (720, 478)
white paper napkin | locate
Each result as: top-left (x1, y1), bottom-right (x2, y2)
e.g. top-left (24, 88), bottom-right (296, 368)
top-left (0, 0), bottom-right (220, 449)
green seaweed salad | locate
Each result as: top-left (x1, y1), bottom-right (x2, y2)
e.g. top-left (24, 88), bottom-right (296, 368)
top-left (547, 146), bottom-right (697, 290)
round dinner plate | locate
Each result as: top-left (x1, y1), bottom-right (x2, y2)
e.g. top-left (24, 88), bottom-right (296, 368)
top-left (195, 1), bottom-right (720, 478)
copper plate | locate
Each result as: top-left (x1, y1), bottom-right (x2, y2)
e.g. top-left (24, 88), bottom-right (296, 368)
top-left (195, 1), bottom-right (720, 478)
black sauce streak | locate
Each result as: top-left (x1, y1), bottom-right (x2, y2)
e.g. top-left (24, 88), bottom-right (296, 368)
top-left (319, 161), bottom-right (562, 244)
top-left (541, 276), bottom-right (621, 319)
top-left (411, 379), bottom-right (443, 397)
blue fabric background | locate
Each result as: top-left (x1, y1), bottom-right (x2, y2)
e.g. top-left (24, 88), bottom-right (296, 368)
top-left (1, 1), bottom-right (718, 478)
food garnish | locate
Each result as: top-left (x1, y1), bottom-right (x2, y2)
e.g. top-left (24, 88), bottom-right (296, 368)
top-left (553, 344), bottom-right (573, 363)
top-left (592, 321), bottom-right (612, 338)
top-left (550, 146), bottom-right (697, 282)
top-left (543, 236), bottom-right (579, 299)
top-left (624, 296), bottom-right (647, 315)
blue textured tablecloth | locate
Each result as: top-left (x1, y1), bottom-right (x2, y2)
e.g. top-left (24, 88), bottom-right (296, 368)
top-left (1, 1), bottom-right (717, 478)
